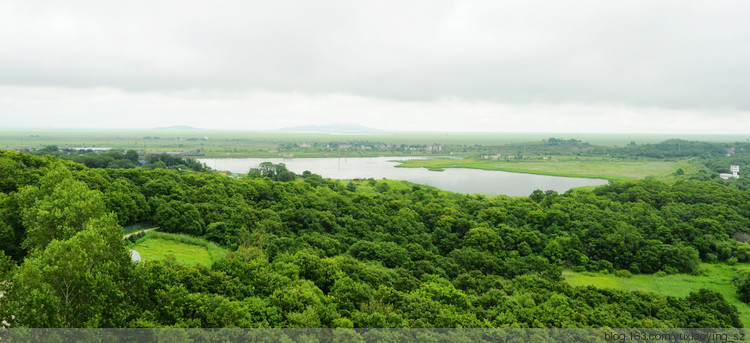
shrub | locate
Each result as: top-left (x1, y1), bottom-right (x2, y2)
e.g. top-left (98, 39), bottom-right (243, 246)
top-left (614, 269), bottom-right (633, 278)
top-left (737, 274), bottom-right (750, 304)
top-left (727, 257), bottom-right (738, 266)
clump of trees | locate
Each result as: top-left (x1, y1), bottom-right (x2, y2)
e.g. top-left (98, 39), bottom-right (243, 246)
top-left (144, 153), bottom-right (207, 172)
top-left (27, 146), bottom-right (208, 172)
top-left (247, 162), bottom-right (298, 182)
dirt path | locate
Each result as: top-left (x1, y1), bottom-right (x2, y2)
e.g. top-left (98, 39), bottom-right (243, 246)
top-left (123, 227), bottom-right (159, 239)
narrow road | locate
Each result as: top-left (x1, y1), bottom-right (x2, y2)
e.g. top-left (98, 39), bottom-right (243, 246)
top-left (123, 227), bottom-right (159, 239)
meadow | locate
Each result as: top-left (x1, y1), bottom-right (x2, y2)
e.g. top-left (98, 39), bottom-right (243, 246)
top-left (564, 263), bottom-right (750, 326)
top-left (128, 231), bottom-right (228, 266)
top-left (393, 156), bottom-right (699, 182)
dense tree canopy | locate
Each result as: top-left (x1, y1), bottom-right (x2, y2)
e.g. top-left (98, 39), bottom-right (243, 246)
top-left (0, 149), bottom-right (746, 328)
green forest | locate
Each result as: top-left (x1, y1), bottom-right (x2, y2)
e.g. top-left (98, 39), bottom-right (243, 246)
top-left (1, 148), bottom-right (749, 328)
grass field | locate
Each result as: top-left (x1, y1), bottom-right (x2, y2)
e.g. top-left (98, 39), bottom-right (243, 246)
top-left (393, 157), bottom-right (695, 182)
top-left (564, 263), bottom-right (750, 327)
top-left (129, 231), bottom-right (228, 266)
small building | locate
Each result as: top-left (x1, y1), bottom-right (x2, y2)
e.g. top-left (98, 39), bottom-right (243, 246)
top-left (720, 165), bottom-right (740, 180)
top-left (69, 147), bottom-right (112, 151)
top-left (426, 144), bottom-right (442, 152)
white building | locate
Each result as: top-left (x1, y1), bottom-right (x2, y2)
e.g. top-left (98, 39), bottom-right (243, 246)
top-left (426, 144), bottom-right (442, 152)
top-left (720, 165), bottom-right (740, 180)
top-left (69, 147), bottom-right (112, 151)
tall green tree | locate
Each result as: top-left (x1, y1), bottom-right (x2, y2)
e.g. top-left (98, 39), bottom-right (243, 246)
top-left (154, 200), bottom-right (205, 236)
top-left (19, 173), bottom-right (108, 253)
top-left (1, 214), bottom-right (135, 327)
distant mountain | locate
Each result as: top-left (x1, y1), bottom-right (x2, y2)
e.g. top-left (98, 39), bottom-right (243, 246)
top-left (269, 124), bottom-right (382, 133)
top-left (154, 125), bottom-right (203, 130)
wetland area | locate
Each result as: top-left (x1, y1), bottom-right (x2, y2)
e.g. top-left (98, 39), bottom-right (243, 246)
top-left (200, 156), bottom-right (609, 196)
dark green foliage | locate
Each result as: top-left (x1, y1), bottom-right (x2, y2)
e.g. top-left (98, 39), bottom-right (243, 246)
top-left (346, 182), bottom-right (357, 192)
top-left (610, 139), bottom-right (726, 159)
top-left (737, 273), bottom-right (750, 304)
top-left (125, 150), bottom-right (139, 163)
top-left (25, 147), bottom-right (207, 172)
top-left (153, 200), bottom-right (205, 236)
top-left (684, 289), bottom-right (742, 328)
top-left (248, 162), bottom-right (298, 182)
top-left (2, 215), bottom-right (134, 327)
top-left (145, 153), bottom-right (207, 171)
top-left (0, 249), bottom-right (13, 280)
top-left (0, 149), bottom-right (747, 328)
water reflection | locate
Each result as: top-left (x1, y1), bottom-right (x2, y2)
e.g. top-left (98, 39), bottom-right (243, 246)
top-left (199, 157), bottom-right (608, 197)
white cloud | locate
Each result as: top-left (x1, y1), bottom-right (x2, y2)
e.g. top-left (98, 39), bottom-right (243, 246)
top-left (1, 86), bottom-right (748, 133)
top-left (1, 1), bottom-right (750, 131)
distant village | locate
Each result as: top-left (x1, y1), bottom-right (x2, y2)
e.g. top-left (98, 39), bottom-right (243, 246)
top-left (277, 142), bottom-right (446, 155)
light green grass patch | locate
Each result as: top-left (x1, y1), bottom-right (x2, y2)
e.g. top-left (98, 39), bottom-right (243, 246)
top-left (564, 263), bottom-right (750, 327)
top-left (395, 157), bottom-right (690, 182)
top-left (129, 231), bottom-right (228, 266)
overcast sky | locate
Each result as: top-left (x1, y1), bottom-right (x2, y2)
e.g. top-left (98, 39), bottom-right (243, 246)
top-left (2, 0), bottom-right (750, 133)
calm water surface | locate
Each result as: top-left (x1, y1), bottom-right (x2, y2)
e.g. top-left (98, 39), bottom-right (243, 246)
top-left (199, 157), bottom-right (608, 197)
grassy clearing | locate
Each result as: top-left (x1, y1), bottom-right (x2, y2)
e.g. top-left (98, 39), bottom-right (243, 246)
top-left (563, 263), bottom-right (750, 326)
top-left (129, 231), bottom-right (228, 266)
top-left (394, 157), bottom-right (690, 182)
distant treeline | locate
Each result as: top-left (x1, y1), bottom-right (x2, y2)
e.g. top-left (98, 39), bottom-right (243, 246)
top-left (479, 138), bottom-right (750, 190)
top-left (23, 145), bottom-right (207, 172)
top-left (606, 139), bottom-right (741, 159)
top-left (478, 138), bottom-right (747, 159)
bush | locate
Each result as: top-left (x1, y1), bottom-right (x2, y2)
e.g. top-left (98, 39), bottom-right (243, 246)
top-left (727, 257), bottom-right (739, 266)
top-left (596, 260), bottom-right (613, 273)
top-left (737, 274), bottom-right (750, 303)
top-left (614, 269), bottom-right (633, 278)
top-left (628, 263), bottom-right (641, 274)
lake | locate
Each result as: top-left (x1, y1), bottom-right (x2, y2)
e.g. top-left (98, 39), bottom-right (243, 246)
top-left (199, 157), bottom-right (609, 197)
